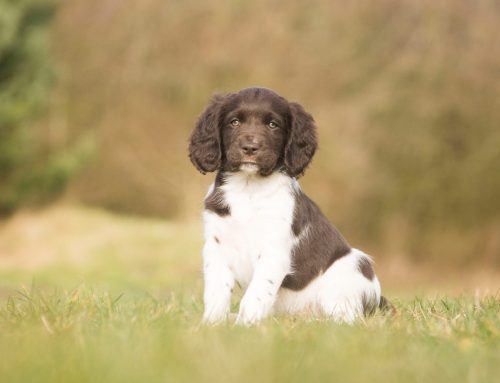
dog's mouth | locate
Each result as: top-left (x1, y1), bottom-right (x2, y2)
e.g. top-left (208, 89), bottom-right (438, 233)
top-left (239, 161), bottom-right (259, 172)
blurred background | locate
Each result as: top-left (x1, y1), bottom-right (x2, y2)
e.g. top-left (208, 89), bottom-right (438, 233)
top-left (0, 0), bottom-right (499, 294)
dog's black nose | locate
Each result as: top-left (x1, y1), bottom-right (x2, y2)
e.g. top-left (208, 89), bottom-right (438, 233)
top-left (241, 142), bottom-right (260, 155)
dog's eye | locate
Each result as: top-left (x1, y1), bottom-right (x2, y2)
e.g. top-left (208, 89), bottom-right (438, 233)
top-left (268, 121), bottom-right (279, 129)
top-left (230, 118), bottom-right (240, 127)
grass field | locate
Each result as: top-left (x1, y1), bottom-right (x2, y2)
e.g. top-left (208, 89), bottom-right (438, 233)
top-left (0, 206), bottom-right (499, 383)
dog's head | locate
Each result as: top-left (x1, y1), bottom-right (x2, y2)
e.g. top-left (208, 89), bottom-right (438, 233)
top-left (188, 87), bottom-right (317, 177)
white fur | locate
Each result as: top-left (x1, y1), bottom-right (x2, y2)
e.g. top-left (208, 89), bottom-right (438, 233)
top-left (201, 170), bottom-right (381, 325)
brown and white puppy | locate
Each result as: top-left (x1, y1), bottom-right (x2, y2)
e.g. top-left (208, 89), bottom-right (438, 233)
top-left (189, 87), bottom-right (383, 325)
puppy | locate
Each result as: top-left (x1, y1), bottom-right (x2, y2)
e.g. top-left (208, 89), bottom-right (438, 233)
top-left (189, 87), bottom-right (383, 325)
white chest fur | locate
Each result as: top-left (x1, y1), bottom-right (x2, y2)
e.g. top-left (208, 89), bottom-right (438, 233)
top-left (203, 172), bottom-right (295, 288)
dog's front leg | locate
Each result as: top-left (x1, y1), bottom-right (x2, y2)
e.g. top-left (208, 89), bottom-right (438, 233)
top-left (202, 240), bottom-right (234, 325)
top-left (236, 254), bottom-right (288, 326)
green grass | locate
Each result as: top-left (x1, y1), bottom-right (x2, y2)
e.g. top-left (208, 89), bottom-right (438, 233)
top-left (0, 206), bottom-right (499, 382)
top-left (0, 287), bottom-right (499, 383)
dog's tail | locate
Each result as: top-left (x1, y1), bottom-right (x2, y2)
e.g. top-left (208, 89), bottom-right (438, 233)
top-left (379, 296), bottom-right (396, 314)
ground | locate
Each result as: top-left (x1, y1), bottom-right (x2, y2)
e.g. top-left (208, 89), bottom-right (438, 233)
top-left (0, 206), bottom-right (498, 383)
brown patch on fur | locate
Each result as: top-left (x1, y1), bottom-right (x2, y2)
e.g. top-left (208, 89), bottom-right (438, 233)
top-left (281, 190), bottom-right (351, 291)
top-left (204, 188), bottom-right (230, 216)
top-left (204, 172), bottom-right (230, 216)
top-left (358, 257), bottom-right (375, 281)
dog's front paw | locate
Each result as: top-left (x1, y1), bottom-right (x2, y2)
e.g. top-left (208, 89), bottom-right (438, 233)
top-left (236, 296), bottom-right (269, 326)
top-left (202, 301), bottom-right (230, 325)
top-left (202, 311), bottom-right (227, 325)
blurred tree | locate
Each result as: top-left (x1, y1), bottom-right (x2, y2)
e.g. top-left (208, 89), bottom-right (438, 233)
top-left (356, 2), bottom-right (500, 263)
top-left (0, 0), bottom-right (87, 215)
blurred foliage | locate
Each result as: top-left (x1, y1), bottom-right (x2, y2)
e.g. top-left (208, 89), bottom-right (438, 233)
top-left (2, 0), bottom-right (499, 265)
top-left (354, 1), bottom-right (500, 262)
top-left (0, 0), bottom-right (90, 215)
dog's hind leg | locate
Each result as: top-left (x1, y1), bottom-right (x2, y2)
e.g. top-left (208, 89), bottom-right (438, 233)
top-left (317, 249), bottom-right (381, 323)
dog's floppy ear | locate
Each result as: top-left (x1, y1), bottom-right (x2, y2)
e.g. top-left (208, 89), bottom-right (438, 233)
top-left (284, 102), bottom-right (318, 178)
top-left (188, 94), bottom-right (227, 174)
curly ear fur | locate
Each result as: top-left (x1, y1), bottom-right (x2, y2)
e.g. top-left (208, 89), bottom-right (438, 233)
top-left (188, 94), bottom-right (227, 174)
top-left (284, 102), bottom-right (318, 177)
